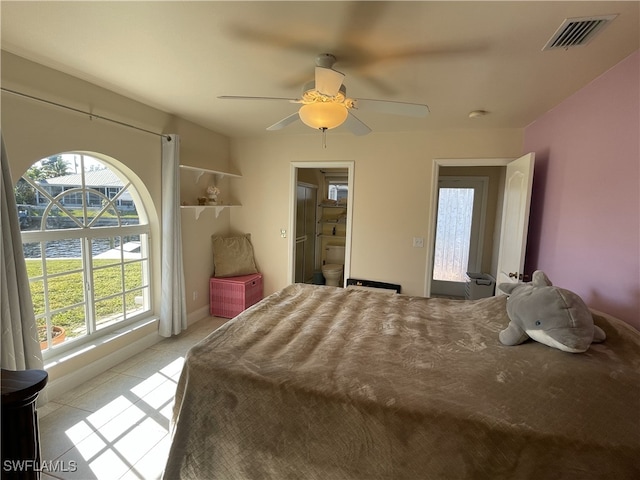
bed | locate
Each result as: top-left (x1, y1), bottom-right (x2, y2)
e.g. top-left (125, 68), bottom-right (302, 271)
top-left (163, 283), bottom-right (640, 479)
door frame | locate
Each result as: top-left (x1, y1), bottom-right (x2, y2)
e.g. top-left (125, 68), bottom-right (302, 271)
top-left (424, 157), bottom-right (514, 297)
top-left (288, 161), bottom-right (355, 286)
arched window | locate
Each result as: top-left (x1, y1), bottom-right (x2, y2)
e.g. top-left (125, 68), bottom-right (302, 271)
top-left (15, 153), bottom-right (151, 355)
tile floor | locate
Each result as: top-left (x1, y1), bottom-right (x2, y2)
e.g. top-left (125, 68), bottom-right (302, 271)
top-left (37, 316), bottom-right (228, 480)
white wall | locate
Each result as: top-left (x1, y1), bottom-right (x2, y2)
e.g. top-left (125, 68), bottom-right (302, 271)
top-left (229, 129), bottom-right (524, 297)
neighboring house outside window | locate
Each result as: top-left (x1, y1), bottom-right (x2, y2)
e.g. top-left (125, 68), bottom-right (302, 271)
top-left (35, 169), bottom-right (136, 211)
top-left (15, 153), bottom-right (151, 357)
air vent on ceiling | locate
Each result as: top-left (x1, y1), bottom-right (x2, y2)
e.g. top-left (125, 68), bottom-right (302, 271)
top-left (542, 14), bottom-right (617, 51)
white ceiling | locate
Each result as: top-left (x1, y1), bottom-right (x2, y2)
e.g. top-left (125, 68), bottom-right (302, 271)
top-left (1, 1), bottom-right (638, 138)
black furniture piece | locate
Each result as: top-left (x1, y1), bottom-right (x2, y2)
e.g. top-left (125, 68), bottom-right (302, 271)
top-left (1, 368), bottom-right (48, 480)
top-left (346, 278), bottom-right (402, 293)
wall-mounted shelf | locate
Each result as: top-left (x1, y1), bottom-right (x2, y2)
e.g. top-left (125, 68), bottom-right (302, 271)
top-left (318, 233), bottom-right (346, 239)
top-left (318, 218), bottom-right (347, 225)
top-left (316, 199), bottom-right (347, 242)
top-left (179, 164), bottom-right (242, 219)
top-left (318, 203), bottom-right (347, 208)
top-left (179, 164), bottom-right (241, 183)
top-left (181, 204), bottom-right (241, 219)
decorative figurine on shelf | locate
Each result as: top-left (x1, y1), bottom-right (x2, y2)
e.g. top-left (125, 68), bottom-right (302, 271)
top-left (207, 185), bottom-right (220, 205)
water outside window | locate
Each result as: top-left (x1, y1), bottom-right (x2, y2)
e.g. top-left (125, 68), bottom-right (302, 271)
top-left (433, 187), bottom-right (474, 282)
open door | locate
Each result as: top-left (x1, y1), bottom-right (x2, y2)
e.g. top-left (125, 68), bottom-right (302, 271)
top-left (495, 153), bottom-right (535, 293)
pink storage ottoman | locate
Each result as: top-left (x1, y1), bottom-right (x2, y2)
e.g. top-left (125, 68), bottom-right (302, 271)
top-left (209, 273), bottom-right (263, 318)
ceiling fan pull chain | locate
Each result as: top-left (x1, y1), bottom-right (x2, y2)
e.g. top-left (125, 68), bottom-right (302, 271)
top-left (321, 127), bottom-right (327, 148)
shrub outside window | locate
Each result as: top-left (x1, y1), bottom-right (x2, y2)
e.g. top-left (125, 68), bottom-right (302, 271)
top-left (15, 153), bottom-right (151, 355)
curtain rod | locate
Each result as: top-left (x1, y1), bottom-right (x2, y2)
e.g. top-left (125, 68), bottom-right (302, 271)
top-left (1, 87), bottom-right (172, 141)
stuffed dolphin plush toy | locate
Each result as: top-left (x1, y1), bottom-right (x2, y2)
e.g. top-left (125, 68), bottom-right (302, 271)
top-left (499, 270), bottom-right (606, 353)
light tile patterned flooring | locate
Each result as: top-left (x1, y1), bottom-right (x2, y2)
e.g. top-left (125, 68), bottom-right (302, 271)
top-left (38, 316), bottom-right (228, 480)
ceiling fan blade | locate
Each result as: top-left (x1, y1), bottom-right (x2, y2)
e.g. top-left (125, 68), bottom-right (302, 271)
top-left (343, 112), bottom-right (371, 136)
top-left (266, 112), bottom-right (300, 131)
top-left (353, 99), bottom-right (429, 117)
top-left (227, 25), bottom-right (320, 56)
top-left (339, 1), bottom-right (388, 43)
top-left (218, 95), bottom-right (299, 103)
top-left (315, 67), bottom-right (345, 96)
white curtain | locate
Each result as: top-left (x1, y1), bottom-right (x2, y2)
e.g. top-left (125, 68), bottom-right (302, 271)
top-left (159, 134), bottom-right (187, 336)
top-left (1, 133), bottom-right (44, 370)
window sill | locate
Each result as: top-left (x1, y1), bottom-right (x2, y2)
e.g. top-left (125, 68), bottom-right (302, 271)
top-left (43, 316), bottom-right (160, 372)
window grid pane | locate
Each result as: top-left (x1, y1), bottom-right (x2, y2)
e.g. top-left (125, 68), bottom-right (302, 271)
top-left (126, 286), bottom-right (149, 317)
top-left (94, 264), bottom-right (125, 299)
top-left (51, 306), bottom-right (87, 346)
top-left (95, 296), bottom-right (125, 330)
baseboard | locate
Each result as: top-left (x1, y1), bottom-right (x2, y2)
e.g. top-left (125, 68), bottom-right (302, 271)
top-left (188, 305), bottom-right (210, 328)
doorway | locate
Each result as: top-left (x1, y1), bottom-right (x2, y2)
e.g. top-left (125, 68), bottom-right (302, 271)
top-left (288, 161), bottom-right (355, 286)
top-left (425, 155), bottom-right (534, 298)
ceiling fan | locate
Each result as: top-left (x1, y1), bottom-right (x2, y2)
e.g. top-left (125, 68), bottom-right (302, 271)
top-left (218, 53), bottom-right (429, 137)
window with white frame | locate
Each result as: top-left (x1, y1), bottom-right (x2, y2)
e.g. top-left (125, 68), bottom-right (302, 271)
top-left (15, 153), bottom-right (151, 355)
top-left (325, 172), bottom-right (348, 202)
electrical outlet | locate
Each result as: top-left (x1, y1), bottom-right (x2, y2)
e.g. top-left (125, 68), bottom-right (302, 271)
top-left (193, 291), bottom-right (198, 301)
top-left (412, 237), bottom-right (424, 248)
top-left (280, 229), bottom-right (287, 238)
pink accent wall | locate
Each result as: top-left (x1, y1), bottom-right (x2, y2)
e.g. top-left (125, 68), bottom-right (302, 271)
top-left (524, 50), bottom-right (639, 329)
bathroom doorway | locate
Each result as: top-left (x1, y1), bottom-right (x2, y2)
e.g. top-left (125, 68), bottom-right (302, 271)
top-left (425, 155), bottom-right (534, 298)
top-left (288, 161), bottom-right (354, 286)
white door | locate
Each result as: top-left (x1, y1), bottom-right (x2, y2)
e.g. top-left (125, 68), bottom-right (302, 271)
top-left (495, 153), bottom-right (535, 293)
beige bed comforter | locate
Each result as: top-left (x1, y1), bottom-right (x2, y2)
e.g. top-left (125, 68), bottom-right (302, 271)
top-left (163, 284), bottom-right (640, 479)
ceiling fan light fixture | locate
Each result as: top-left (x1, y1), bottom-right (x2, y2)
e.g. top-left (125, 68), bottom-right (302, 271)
top-left (299, 102), bottom-right (348, 130)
